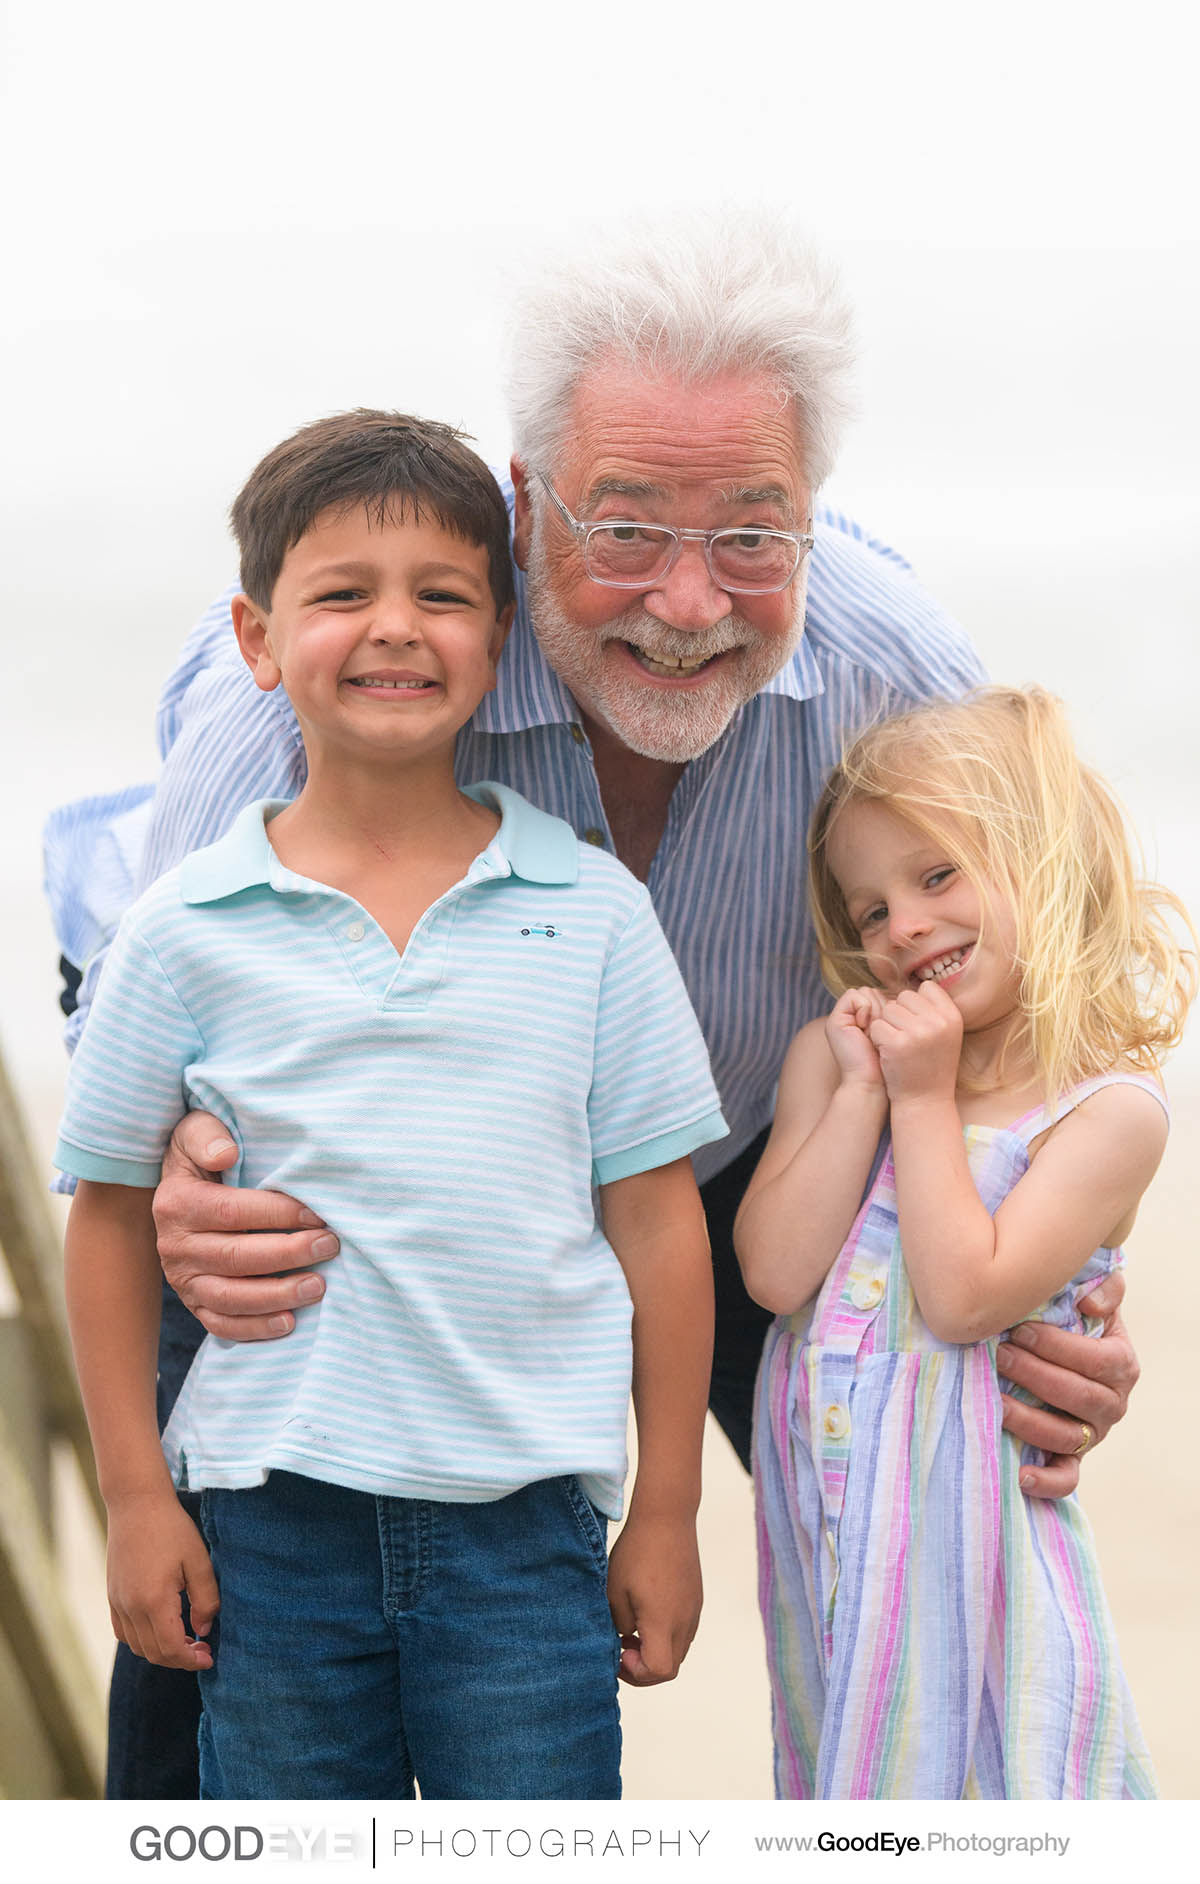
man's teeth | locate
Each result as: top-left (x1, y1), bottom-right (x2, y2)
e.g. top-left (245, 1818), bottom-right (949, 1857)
top-left (917, 948), bottom-right (969, 981)
top-left (628, 644), bottom-right (717, 677)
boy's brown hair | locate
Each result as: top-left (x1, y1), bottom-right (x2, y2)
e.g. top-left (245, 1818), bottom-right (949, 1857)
top-left (231, 409), bottom-right (516, 615)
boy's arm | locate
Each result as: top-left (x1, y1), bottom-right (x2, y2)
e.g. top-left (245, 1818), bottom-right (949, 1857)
top-left (733, 995), bottom-right (890, 1315)
top-left (598, 1157), bottom-right (714, 1687)
top-left (65, 1180), bottom-right (218, 1669)
top-left (872, 985), bottom-right (1168, 1344)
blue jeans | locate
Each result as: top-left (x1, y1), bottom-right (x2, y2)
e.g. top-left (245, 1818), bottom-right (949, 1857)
top-left (196, 1470), bottom-right (622, 1799)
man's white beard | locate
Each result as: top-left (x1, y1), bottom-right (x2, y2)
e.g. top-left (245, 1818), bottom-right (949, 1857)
top-left (524, 520), bottom-right (808, 764)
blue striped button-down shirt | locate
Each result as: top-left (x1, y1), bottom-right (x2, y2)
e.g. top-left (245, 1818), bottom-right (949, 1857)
top-left (53, 497), bottom-right (984, 1183)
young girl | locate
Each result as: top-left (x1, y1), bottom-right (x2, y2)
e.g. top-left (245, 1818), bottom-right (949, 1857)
top-left (736, 686), bottom-right (1195, 1801)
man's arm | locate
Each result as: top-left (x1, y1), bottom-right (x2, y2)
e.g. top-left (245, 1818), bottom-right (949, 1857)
top-left (599, 1157), bottom-right (713, 1687)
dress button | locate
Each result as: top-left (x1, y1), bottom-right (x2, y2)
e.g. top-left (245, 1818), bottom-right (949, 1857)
top-left (346, 921), bottom-right (366, 942)
top-left (849, 1276), bottom-right (886, 1310)
top-left (583, 828), bottom-right (606, 847)
top-left (823, 1403), bottom-right (849, 1441)
top-left (570, 722), bottom-right (586, 745)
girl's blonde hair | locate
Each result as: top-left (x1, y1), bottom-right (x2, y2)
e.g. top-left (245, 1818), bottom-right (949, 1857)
top-left (809, 686), bottom-right (1196, 1102)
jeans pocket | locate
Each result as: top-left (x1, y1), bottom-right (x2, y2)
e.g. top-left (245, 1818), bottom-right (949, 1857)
top-left (559, 1475), bottom-right (610, 1578)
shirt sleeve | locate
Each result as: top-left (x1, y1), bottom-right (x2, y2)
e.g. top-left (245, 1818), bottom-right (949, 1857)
top-left (588, 889), bottom-right (728, 1185)
top-left (54, 905), bottom-right (205, 1188)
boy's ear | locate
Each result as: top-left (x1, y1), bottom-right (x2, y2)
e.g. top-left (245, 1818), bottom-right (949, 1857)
top-left (509, 458), bottom-right (532, 570)
top-left (485, 603), bottom-right (515, 688)
top-left (232, 594), bottom-right (282, 692)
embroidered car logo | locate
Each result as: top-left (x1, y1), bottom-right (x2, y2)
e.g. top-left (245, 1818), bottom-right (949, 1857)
top-left (520, 925), bottom-right (558, 938)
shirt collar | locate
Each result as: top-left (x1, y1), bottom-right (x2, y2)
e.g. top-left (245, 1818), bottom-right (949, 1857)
top-left (179, 785), bottom-right (579, 907)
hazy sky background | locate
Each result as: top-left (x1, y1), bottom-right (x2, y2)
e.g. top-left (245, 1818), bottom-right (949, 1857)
top-left (2, 0), bottom-right (1198, 1805)
top-left (4, 1), bottom-right (1197, 1143)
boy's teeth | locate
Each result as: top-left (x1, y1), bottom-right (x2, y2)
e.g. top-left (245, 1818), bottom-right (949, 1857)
top-left (917, 948), bottom-right (967, 981)
top-left (353, 677), bottom-right (432, 689)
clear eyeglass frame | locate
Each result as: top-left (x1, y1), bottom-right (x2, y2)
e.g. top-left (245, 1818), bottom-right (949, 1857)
top-left (536, 474), bottom-right (813, 595)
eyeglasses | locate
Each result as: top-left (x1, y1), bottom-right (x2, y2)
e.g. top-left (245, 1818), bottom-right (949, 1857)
top-left (537, 474), bottom-right (813, 595)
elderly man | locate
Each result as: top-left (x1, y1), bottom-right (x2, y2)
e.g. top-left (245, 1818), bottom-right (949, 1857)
top-left (65, 215), bottom-right (1138, 1799)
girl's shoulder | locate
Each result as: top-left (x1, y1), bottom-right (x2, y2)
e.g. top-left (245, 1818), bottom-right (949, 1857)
top-left (1015, 1068), bottom-right (1169, 1147)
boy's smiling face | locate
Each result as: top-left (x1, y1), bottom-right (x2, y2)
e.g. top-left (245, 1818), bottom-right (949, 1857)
top-left (233, 504), bottom-right (512, 766)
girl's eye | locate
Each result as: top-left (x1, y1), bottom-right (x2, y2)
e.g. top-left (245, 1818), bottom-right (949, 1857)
top-left (857, 904), bottom-right (887, 932)
top-left (926, 866), bottom-right (956, 889)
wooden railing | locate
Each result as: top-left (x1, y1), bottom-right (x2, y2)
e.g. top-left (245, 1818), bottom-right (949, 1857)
top-left (0, 1049), bottom-right (105, 1797)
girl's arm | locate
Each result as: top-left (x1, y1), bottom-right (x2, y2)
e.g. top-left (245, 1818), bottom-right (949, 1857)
top-left (65, 1180), bottom-right (218, 1669)
top-left (873, 984), bottom-right (1168, 1343)
top-left (734, 991), bottom-right (891, 1315)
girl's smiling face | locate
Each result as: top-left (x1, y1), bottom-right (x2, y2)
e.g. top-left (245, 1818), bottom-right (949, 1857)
top-left (824, 798), bottom-right (1023, 1037)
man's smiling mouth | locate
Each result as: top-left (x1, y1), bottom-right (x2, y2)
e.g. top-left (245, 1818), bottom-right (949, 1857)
top-left (624, 642), bottom-right (728, 678)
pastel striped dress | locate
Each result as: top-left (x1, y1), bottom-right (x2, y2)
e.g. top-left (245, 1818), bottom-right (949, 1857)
top-left (753, 1073), bottom-right (1161, 1799)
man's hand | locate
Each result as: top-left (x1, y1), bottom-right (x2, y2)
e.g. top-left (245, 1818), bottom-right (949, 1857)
top-left (606, 1513), bottom-right (702, 1687)
top-left (153, 1111), bottom-right (340, 1340)
top-left (998, 1273), bottom-right (1138, 1498)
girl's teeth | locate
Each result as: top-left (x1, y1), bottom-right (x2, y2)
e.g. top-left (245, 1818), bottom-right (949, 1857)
top-left (918, 948), bottom-right (967, 981)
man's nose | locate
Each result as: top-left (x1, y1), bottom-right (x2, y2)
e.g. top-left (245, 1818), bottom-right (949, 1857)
top-left (640, 540), bottom-right (731, 631)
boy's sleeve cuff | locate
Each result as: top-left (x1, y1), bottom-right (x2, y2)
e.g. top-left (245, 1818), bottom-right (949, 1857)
top-left (52, 1138), bottom-right (162, 1188)
top-left (591, 1109), bottom-right (729, 1187)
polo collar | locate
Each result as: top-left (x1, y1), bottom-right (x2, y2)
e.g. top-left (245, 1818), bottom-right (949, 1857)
top-left (179, 785), bottom-right (580, 907)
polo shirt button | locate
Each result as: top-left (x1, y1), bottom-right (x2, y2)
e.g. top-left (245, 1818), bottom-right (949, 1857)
top-left (583, 828), bottom-right (606, 847)
top-left (570, 722), bottom-right (586, 745)
top-left (346, 921), bottom-right (366, 942)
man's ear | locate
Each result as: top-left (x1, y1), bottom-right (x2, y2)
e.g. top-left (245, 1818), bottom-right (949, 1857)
top-left (510, 458), bottom-right (532, 571)
top-left (232, 594), bottom-right (282, 692)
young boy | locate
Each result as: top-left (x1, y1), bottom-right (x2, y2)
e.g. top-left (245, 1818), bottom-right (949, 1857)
top-left (56, 410), bottom-right (726, 1800)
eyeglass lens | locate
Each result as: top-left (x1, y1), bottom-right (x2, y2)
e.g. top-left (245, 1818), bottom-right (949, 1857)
top-left (585, 524), bottom-right (797, 591)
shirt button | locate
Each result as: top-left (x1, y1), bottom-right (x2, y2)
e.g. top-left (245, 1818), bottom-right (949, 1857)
top-left (570, 722), bottom-right (586, 745)
top-left (583, 827), bottom-right (606, 847)
top-left (849, 1276), bottom-right (886, 1310)
top-left (346, 921), bottom-right (366, 942)
top-left (823, 1403), bottom-right (849, 1441)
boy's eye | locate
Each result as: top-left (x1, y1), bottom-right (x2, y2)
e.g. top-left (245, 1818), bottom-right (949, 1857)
top-left (315, 588), bottom-right (363, 604)
top-left (420, 588), bottom-right (471, 605)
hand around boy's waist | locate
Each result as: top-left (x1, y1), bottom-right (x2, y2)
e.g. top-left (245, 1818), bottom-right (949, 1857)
top-left (154, 1109), bottom-right (339, 1339)
top-left (606, 1509), bottom-right (703, 1688)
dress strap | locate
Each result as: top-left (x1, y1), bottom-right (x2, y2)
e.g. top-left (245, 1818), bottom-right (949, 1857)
top-left (1004, 1071), bottom-right (1169, 1148)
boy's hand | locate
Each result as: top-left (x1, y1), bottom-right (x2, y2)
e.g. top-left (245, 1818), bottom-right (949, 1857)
top-left (825, 987), bottom-right (886, 1089)
top-left (869, 981), bottom-right (963, 1102)
top-left (105, 1490), bottom-right (219, 1670)
top-left (606, 1512), bottom-right (702, 1686)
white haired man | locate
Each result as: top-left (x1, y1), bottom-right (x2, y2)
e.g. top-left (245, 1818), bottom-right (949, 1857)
top-left (59, 215), bottom-right (1139, 1799)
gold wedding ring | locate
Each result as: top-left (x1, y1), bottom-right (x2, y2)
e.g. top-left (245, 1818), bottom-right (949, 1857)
top-left (1071, 1422), bottom-right (1094, 1457)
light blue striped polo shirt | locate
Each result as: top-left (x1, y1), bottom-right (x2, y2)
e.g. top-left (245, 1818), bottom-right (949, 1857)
top-left (51, 496), bottom-right (986, 1184)
top-left (54, 785), bottom-right (728, 1516)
